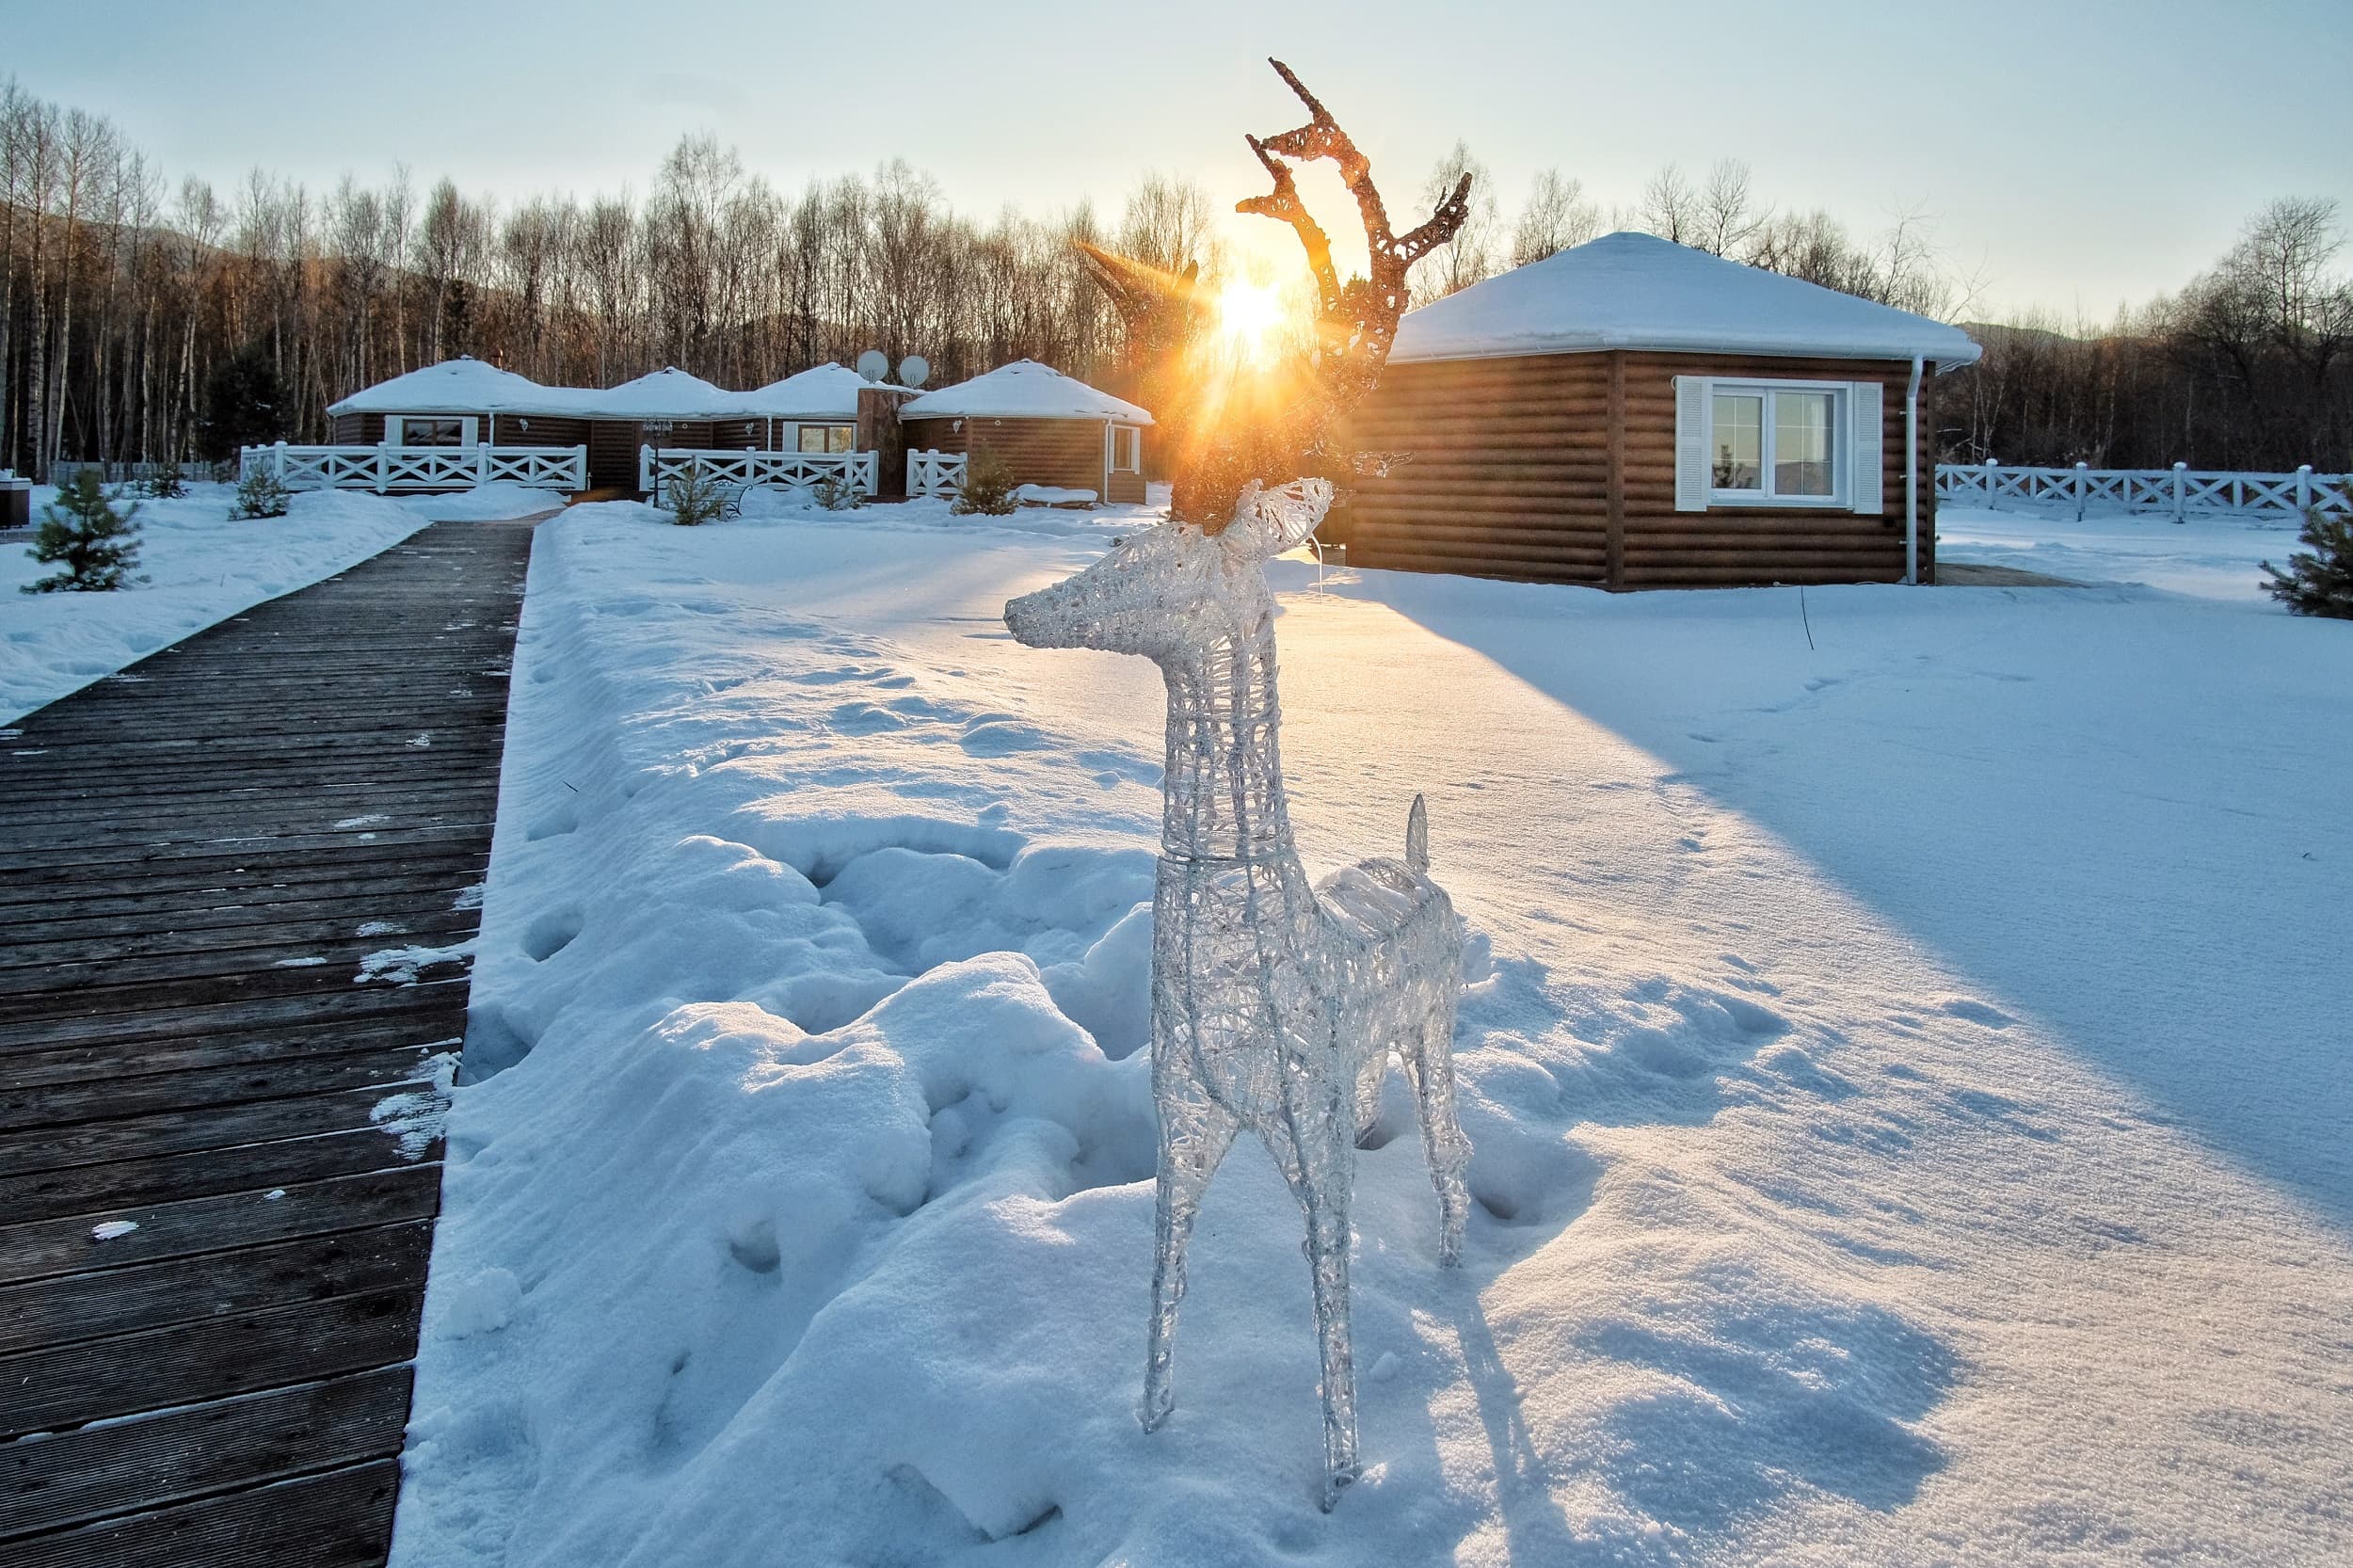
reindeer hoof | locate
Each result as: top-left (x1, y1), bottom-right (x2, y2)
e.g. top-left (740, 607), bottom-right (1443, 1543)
top-left (1320, 1463), bottom-right (1361, 1512)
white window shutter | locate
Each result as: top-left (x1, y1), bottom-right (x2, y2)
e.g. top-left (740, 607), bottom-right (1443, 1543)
top-left (1849, 380), bottom-right (1885, 514)
top-left (1673, 376), bottom-right (1708, 512)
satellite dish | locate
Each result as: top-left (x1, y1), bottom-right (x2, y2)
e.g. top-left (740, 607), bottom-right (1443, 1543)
top-left (898, 355), bottom-right (930, 389)
top-left (856, 349), bottom-right (888, 382)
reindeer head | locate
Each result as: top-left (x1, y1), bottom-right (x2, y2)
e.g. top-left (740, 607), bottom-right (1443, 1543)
top-left (1004, 480), bottom-right (1333, 662)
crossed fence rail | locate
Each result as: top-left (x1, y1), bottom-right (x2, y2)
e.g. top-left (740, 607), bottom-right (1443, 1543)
top-left (238, 442), bottom-right (586, 494)
top-left (638, 448), bottom-right (877, 504)
top-left (1935, 461), bottom-right (2350, 521)
top-left (906, 449), bottom-right (968, 500)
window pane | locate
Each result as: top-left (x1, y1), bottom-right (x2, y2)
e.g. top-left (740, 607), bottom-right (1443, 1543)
top-left (1712, 394), bottom-right (1762, 489)
top-left (1773, 392), bottom-right (1835, 497)
top-left (406, 418), bottom-right (463, 447)
top-left (796, 424), bottom-right (824, 453)
top-left (828, 425), bottom-right (855, 454)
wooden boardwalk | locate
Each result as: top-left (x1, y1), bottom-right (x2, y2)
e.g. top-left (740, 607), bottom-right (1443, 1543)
top-left (0, 520), bottom-right (535, 1567)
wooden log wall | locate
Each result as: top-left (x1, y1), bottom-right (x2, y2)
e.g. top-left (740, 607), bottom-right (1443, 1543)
top-left (905, 417), bottom-right (1105, 497)
top-left (1328, 350), bottom-right (1938, 589)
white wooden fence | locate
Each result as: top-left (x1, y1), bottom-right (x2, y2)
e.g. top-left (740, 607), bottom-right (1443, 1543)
top-left (640, 448), bottom-right (876, 503)
top-left (239, 442), bottom-right (586, 493)
top-left (1935, 460), bottom-right (2350, 521)
top-left (907, 449), bottom-right (968, 499)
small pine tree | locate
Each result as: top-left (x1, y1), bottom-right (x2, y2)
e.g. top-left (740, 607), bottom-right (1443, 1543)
top-left (229, 466), bottom-right (292, 520)
top-left (664, 461), bottom-right (728, 526)
top-left (2261, 482), bottom-right (2353, 619)
top-left (812, 471), bottom-right (863, 511)
top-left (143, 459), bottom-right (188, 500)
top-left (952, 451), bottom-right (1018, 516)
top-left (22, 472), bottom-right (145, 594)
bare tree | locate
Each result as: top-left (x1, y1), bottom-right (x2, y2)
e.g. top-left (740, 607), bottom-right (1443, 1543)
top-left (1509, 168), bottom-right (1600, 267)
top-left (1637, 162), bottom-right (1699, 245)
top-left (1695, 157), bottom-right (1765, 258)
top-left (1408, 140), bottom-right (1496, 303)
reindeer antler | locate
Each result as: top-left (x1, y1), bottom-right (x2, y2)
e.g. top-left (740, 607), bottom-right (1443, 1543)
top-left (1171, 59), bottom-right (1474, 530)
top-left (1238, 61), bottom-right (1469, 403)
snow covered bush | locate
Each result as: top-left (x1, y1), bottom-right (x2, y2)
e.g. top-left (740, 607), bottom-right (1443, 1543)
top-left (141, 459), bottom-right (188, 499)
top-left (21, 471), bottom-right (144, 593)
top-left (664, 461), bottom-right (730, 527)
top-left (812, 471), bottom-right (863, 511)
top-left (2262, 482), bottom-right (2353, 618)
top-left (229, 466), bottom-right (291, 520)
top-left (952, 451), bottom-right (1017, 516)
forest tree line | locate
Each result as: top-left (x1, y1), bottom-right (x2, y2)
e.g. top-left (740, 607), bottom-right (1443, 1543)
top-left (3, 75), bottom-right (2347, 479)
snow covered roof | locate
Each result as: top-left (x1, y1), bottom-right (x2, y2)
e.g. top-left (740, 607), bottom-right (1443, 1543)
top-left (1390, 232), bottom-right (1982, 370)
top-left (560, 367), bottom-right (734, 421)
top-left (714, 363), bottom-right (875, 421)
top-left (900, 360), bottom-right (1153, 425)
top-left (326, 358), bottom-right (553, 416)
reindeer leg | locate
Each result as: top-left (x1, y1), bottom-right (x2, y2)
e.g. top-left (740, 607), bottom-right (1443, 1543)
top-left (1266, 1066), bottom-right (1362, 1511)
top-left (1294, 1102), bottom-right (1361, 1510)
top-left (1406, 1000), bottom-right (1472, 1268)
top-left (1142, 1057), bottom-right (1237, 1434)
top-left (1353, 1045), bottom-right (1388, 1146)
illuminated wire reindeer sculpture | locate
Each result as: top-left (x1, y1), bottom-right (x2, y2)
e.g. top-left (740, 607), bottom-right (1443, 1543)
top-left (1004, 62), bottom-right (1475, 1511)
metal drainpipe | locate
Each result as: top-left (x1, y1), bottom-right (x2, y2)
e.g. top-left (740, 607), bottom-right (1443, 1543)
top-left (1904, 356), bottom-right (1925, 584)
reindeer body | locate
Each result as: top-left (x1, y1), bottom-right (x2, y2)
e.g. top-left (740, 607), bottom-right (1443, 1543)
top-left (1006, 481), bottom-right (1470, 1509)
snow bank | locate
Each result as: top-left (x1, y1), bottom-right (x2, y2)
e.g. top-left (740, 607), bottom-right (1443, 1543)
top-left (401, 497), bottom-right (2353, 1565)
top-left (0, 484), bottom-right (430, 722)
top-left (1935, 504), bottom-right (2304, 600)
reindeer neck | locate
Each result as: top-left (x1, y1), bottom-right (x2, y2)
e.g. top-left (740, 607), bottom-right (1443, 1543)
top-left (1158, 611), bottom-right (1298, 867)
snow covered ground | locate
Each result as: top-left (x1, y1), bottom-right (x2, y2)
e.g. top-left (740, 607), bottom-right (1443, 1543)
top-left (0, 481), bottom-right (564, 723)
top-left (397, 494), bottom-right (2352, 1566)
top-left (1935, 503), bottom-right (2304, 600)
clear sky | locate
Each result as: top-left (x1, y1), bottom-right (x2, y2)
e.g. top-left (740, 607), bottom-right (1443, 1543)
top-left (5, 0), bottom-right (2348, 322)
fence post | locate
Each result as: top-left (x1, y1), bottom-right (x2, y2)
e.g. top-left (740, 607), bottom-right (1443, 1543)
top-left (1985, 457), bottom-right (1999, 511)
top-left (2171, 462), bottom-right (2186, 523)
top-left (376, 443), bottom-right (390, 493)
top-left (2073, 461), bottom-right (2088, 521)
top-left (2296, 465), bottom-right (2313, 513)
top-left (273, 440), bottom-right (288, 483)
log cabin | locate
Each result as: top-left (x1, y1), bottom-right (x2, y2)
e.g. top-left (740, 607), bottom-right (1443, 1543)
top-left (1324, 232), bottom-right (1983, 588)
top-left (325, 359), bottom-right (901, 492)
top-left (899, 360), bottom-right (1151, 505)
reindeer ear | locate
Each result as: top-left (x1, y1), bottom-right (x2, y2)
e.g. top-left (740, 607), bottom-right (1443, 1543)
top-left (1221, 478), bottom-right (1335, 561)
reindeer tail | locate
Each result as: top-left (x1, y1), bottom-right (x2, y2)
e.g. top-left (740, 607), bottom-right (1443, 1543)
top-left (1405, 793), bottom-right (1430, 874)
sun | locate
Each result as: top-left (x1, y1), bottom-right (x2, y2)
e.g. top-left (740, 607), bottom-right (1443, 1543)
top-left (1215, 280), bottom-right (1285, 363)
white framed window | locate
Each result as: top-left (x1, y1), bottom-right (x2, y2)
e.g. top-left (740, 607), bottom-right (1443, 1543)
top-left (389, 415), bottom-right (475, 448)
top-left (1109, 424), bottom-right (1141, 473)
top-left (796, 424), bottom-right (856, 454)
top-left (1675, 376), bottom-right (1883, 515)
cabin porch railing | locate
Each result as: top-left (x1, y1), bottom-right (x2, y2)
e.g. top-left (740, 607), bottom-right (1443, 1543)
top-left (907, 448), bottom-right (967, 499)
top-left (239, 442), bottom-right (587, 493)
top-left (640, 447), bottom-right (877, 503)
top-left (1934, 460), bottom-right (2351, 521)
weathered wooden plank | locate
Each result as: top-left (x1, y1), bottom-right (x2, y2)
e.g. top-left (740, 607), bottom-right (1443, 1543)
top-left (0, 881), bottom-right (479, 948)
top-left (0, 976), bottom-right (472, 1050)
top-left (0, 851), bottom-right (488, 912)
top-left (0, 1221), bottom-right (432, 1354)
top-left (0, 1287), bottom-right (424, 1440)
top-left (0, 1045), bottom-right (442, 1138)
top-left (0, 1012), bottom-right (463, 1093)
top-left (0, 1083), bottom-right (438, 1180)
top-left (0, 1167), bottom-right (444, 1287)
top-left (0, 1126), bottom-right (441, 1227)
top-left (2, 1455), bottom-right (401, 1568)
top-left (0, 1367), bottom-right (412, 1544)
top-left (0, 954), bottom-right (470, 1024)
top-left (0, 908), bottom-right (478, 981)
